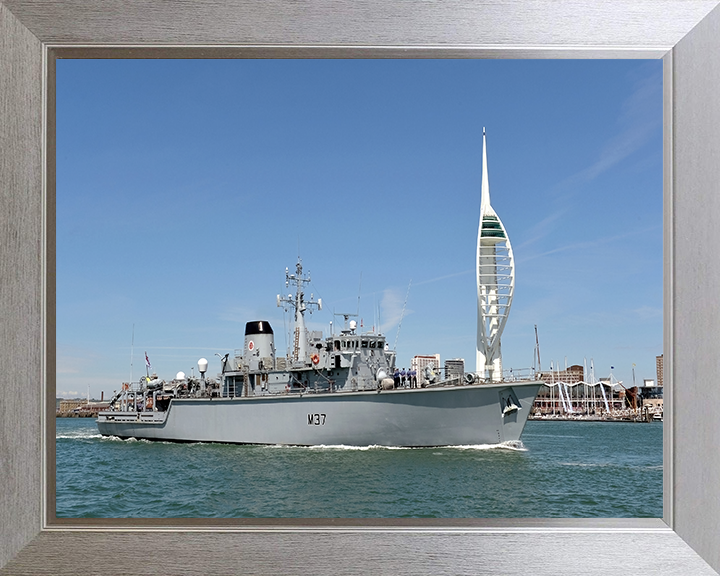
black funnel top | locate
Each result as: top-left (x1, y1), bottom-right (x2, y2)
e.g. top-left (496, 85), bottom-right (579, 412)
top-left (245, 321), bottom-right (274, 336)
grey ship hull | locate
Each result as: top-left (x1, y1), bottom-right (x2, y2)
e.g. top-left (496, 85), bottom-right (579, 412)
top-left (97, 381), bottom-right (541, 447)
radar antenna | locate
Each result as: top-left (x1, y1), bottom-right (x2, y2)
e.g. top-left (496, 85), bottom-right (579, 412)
top-left (333, 311), bottom-right (358, 334)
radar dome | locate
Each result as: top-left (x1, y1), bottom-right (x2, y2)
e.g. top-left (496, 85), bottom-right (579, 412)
top-left (349, 320), bottom-right (357, 331)
top-left (197, 358), bottom-right (208, 374)
top-left (176, 371), bottom-right (186, 380)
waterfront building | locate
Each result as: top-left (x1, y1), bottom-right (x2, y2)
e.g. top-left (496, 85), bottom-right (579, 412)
top-left (57, 398), bottom-right (111, 416)
top-left (536, 364), bottom-right (584, 384)
top-left (640, 377), bottom-right (663, 407)
top-left (476, 130), bottom-right (514, 381)
top-left (82, 401), bottom-right (111, 414)
top-left (530, 359), bottom-right (664, 420)
top-left (58, 399), bottom-right (86, 413)
top-left (534, 365), bottom-right (585, 413)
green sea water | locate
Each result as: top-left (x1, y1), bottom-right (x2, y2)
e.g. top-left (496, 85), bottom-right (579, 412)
top-left (55, 417), bottom-right (662, 518)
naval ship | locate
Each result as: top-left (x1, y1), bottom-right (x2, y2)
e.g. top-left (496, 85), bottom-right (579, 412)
top-left (97, 260), bottom-right (542, 447)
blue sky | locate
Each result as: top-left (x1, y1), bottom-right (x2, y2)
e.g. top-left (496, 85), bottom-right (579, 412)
top-left (56, 58), bottom-right (662, 399)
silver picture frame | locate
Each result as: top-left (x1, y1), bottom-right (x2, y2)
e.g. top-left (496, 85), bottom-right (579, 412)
top-left (2, 1), bottom-right (720, 573)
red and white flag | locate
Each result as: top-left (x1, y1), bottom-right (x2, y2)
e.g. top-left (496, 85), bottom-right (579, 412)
top-left (145, 352), bottom-right (151, 369)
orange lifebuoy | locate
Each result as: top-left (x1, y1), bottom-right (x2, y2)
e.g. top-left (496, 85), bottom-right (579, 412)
top-left (311, 354), bottom-right (320, 365)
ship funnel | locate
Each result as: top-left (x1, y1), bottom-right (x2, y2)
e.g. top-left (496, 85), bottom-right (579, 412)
top-left (244, 321), bottom-right (275, 371)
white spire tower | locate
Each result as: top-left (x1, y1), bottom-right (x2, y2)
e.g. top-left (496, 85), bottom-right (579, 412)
top-left (476, 129), bottom-right (515, 381)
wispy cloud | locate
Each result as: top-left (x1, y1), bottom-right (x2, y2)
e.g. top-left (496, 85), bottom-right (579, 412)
top-left (57, 374), bottom-right (124, 394)
top-left (560, 122), bottom-right (658, 190)
top-left (377, 270), bottom-right (475, 335)
top-left (514, 70), bottom-right (661, 264)
top-left (57, 347), bottom-right (98, 375)
top-left (556, 67), bottom-right (662, 195)
top-left (514, 209), bottom-right (569, 252)
top-left (563, 305), bottom-right (663, 330)
top-left (412, 269), bottom-right (473, 287)
top-left (517, 224), bottom-right (660, 263)
top-left (379, 287), bottom-right (411, 335)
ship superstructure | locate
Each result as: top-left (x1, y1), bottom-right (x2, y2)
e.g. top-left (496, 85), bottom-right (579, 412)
top-left (217, 259), bottom-right (396, 397)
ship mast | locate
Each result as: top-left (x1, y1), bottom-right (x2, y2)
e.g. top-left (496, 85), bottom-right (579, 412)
top-left (277, 259), bottom-right (322, 364)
